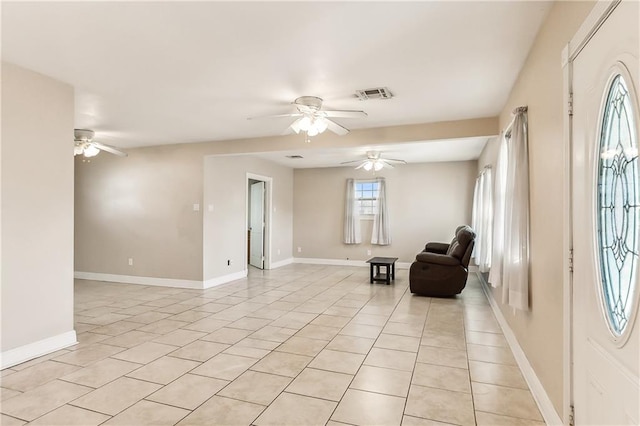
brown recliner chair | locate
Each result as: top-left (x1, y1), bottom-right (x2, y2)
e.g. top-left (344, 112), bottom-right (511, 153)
top-left (409, 226), bottom-right (476, 297)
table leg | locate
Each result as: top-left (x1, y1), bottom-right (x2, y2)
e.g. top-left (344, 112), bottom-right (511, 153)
top-left (386, 265), bottom-right (390, 284)
top-left (392, 262), bottom-right (395, 280)
top-left (369, 263), bottom-right (373, 284)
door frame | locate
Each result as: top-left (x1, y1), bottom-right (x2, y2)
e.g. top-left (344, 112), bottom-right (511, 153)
top-left (246, 173), bottom-right (272, 269)
top-left (562, 1), bottom-right (622, 423)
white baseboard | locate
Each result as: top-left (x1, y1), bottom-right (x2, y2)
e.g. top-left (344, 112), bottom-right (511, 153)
top-left (293, 257), bottom-right (411, 269)
top-left (476, 272), bottom-right (562, 425)
top-left (75, 259), bottom-right (410, 292)
top-left (270, 258), bottom-right (294, 269)
top-left (1, 330), bottom-right (77, 369)
top-left (293, 257), bottom-right (368, 267)
top-left (203, 269), bottom-right (247, 289)
top-left (396, 262), bottom-right (412, 269)
top-left (74, 271), bottom-right (203, 289)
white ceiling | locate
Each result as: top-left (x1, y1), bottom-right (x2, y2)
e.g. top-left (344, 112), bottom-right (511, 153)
top-left (2, 2), bottom-right (551, 147)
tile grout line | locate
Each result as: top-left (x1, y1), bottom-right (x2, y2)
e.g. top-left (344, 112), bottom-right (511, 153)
top-left (6, 266), bottom-right (541, 426)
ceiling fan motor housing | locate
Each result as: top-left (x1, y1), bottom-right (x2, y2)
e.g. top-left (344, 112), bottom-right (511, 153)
top-left (294, 96), bottom-right (323, 112)
top-left (74, 129), bottom-right (95, 141)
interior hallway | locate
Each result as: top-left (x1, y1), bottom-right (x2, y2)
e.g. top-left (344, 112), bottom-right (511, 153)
top-left (1, 265), bottom-right (544, 425)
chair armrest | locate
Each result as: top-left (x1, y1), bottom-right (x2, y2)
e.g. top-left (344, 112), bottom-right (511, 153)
top-left (415, 252), bottom-right (460, 266)
top-left (424, 242), bottom-right (450, 254)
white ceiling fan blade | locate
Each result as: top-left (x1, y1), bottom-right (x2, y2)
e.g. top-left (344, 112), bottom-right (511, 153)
top-left (340, 159), bottom-right (364, 165)
top-left (247, 113), bottom-right (303, 120)
top-left (381, 161), bottom-right (395, 169)
top-left (384, 158), bottom-right (407, 164)
top-left (355, 162), bottom-right (367, 170)
top-left (322, 110), bottom-right (368, 119)
top-left (325, 119), bottom-right (349, 136)
top-left (92, 142), bottom-right (128, 157)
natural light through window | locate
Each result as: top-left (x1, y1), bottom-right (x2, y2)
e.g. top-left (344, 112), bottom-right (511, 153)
top-left (355, 180), bottom-right (379, 216)
top-left (597, 74), bottom-right (639, 338)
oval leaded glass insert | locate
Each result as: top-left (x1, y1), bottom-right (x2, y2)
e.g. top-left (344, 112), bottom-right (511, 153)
top-left (597, 74), bottom-right (639, 337)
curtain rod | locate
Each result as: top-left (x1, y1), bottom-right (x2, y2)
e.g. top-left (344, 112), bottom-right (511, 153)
top-left (501, 106), bottom-right (527, 137)
top-left (477, 165), bottom-right (492, 177)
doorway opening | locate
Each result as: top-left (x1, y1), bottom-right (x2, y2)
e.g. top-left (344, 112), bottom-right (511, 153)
top-left (246, 173), bottom-right (272, 270)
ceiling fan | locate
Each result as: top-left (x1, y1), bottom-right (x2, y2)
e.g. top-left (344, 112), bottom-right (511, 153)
top-left (74, 129), bottom-right (127, 158)
top-left (341, 151), bottom-right (407, 171)
top-left (249, 96), bottom-right (367, 142)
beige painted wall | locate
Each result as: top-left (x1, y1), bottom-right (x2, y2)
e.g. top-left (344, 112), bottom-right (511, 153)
top-left (75, 144), bottom-right (205, 281)
top-left (204, 156), bottom-right (293, 280)
top-left (76, 117), bottom-right (496, 283)
top-left (477, 0), bottom-right (595, 416)
top-left (293, 161), bottom-right (477, 263)
top-left (1, 62), bottom-right (75, 351)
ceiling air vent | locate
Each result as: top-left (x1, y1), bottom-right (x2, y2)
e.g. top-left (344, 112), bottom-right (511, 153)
top-left (355, 87), bottom-right (393, 101)
top-left (286, 155), bottom-right (304, 159)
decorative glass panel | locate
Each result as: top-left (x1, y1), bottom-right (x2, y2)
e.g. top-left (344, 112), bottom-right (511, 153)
top-left (597, 74), bottom-right (639, 336)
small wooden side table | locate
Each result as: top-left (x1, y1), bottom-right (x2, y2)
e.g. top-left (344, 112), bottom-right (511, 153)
top-left (366, 257), bottom-right (398, 285)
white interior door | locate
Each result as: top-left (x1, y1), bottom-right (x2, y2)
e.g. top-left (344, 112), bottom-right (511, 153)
top-left (249, 181), bottom-right (265, 269)
top-left (571, 1), bottom-right (639, 424)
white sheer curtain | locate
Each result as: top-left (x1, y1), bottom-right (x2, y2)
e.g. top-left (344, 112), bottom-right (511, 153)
top-left (371, 177), bottom-right (391, 245)
top-left (489, 107), bottom-right (530, 310)
top-left (343, 178), bottom-right (361, 244)
top-left (489, 136), bottom-right (507, 288)
top-left (472, 167), bottom-right (493, 272)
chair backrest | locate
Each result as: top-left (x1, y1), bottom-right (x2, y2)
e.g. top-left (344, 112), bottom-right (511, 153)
top-left (446, 226), bottom-right (476, 267)
top-left (446, 225), bottom-right (466, 247)
top-left (460, 238), bottom-right (475, 268)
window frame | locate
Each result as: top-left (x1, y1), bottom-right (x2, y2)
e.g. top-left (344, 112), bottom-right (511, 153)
top-left (594, 69), bottom-right (640, 345)
top-left (354, 179), bottom-right (379, 219)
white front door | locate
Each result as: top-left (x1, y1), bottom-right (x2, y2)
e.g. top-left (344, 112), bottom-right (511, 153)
top-left (249, 181), bottom-right (265, 269)
top-left (571, 1), bottom-right (639, 424)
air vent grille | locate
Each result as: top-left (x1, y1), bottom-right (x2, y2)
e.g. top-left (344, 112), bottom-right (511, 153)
top-left (286, 155), bottom-right (304, 159)
top-left (356, 87), bottom-right (393, 100)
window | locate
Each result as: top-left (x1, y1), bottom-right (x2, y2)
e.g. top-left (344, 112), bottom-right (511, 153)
top-left (472, 167), bottom-right (492, 272)
top-left (597, 73), bottom-right (639, 338)
top-left (355, 180), bottom-right (379, 216)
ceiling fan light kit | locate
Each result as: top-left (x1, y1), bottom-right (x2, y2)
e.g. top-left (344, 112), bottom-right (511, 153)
top-left (290, 114), bottom-right (329, 139)
top-left (362, 160), bottom-right (384, 172)
top-left (249, 95), bottom-right (367, 143)
top-left (74, 129), bottom-right (127, 158)
top-left (83, 144), bottom-right (100, 157)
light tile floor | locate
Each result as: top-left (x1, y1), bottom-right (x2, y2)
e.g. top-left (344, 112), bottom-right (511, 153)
top-left (1, 264), bottom-right (545, 425)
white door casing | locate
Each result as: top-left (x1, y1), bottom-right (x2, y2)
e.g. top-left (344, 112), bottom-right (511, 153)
top-left (249, 180), bottom-right (265, 269)
top-left (569, 1), bottom-right (639, 424)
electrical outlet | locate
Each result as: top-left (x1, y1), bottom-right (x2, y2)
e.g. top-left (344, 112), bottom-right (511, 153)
top-left (227, 259), bottom-right (231, 266)
top-left (297, 247), bottom-right (302, 253)
top-left (277, 249), bottom-right (281, 255)
top-left (128, 258), bottom-right (133, 266)
top-left (367, 250), bottom-right (372, 256)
